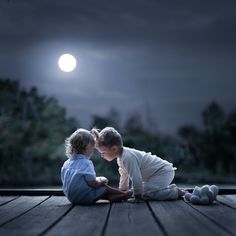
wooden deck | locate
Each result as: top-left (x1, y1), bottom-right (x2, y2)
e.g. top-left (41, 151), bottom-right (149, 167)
top-left (0, 190), bottom-right (236, 236)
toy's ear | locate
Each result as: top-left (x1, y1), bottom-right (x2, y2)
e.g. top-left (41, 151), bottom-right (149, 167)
top-left (200, 185), bottom-right (210, 197)
top-left (206, 190), bottom-right (214, 202)
top-left (210, 185), bottom-right (219, 200)
top-left (193, 186), bottom-right (201, 197)
top-left (201, 184), bottom-right (210, 189)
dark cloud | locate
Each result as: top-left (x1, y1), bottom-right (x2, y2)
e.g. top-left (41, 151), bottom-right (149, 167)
top-left (0, 0), bottom-right (236, 133)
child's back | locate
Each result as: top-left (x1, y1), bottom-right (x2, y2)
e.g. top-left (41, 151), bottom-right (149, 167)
top-left (119, 147), bottom-right (174, 178)
top-left (61, 154), bottom-right (105, 204)
top-left (118, 147), bottom-right (176, 196)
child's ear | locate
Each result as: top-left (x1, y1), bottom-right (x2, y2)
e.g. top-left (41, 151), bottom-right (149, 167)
top-left (111, 146), bottom-right (118, 152)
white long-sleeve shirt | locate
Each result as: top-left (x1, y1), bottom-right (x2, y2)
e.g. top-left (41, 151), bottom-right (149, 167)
top-left (117, 147), bottom-right (175, 195)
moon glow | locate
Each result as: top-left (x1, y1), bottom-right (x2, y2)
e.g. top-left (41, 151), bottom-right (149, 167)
top-left (58, 54), bottom-right (77, 72)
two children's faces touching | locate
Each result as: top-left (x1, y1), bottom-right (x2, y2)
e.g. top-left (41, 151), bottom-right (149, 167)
top-left (85, 136), bottom-right (119, 161)
top-left (97, 146), bottom-right (118, 161)
top-left (84, 141), bottom-right (115, 160)
top-left (85, 142), bottom-right (95, 157)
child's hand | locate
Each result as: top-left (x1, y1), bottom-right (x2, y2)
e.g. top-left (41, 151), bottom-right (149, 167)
top-left (96, 176), bottom-right (109, 184)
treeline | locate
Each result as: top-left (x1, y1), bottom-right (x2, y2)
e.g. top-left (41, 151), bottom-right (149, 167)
top-left (90, 103), bottom-right (236, 181)
top-left (0, 79), bottom-right (77, 186)
top-left (178, 102), bottom-right (236, 176)
top-left (0, 79), bottom-right (236, 186)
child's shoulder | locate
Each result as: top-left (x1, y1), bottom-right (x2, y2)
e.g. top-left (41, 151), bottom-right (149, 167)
top-left (122, 147), bottom-right (146, 160)
top-left (123, 146), bottom-right (145, 155)
top-left (62, 156), bottom-right (92, 172)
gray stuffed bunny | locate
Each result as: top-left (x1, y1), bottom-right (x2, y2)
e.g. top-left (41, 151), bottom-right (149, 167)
top-left (184, 185), bottom-right (219, 205)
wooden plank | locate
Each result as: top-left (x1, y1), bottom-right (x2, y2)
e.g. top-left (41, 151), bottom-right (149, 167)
top-left (148, 200), bottom-right (230, 236)
top-left (218, 189), bottom-right (236, 194)
top-left (44, 200), bottom-right (110, 236)
top-left (104, 202), bottom-right (164, 236)
top-left (217, 195), bottom-right (236, 209)
top-left (0, 196), bottom-right (72, 236)
top-left (0, 196), bottom-right (19, 206)
top-left (1, 188), bottom-right (236, 196)
top-left (0, 196), bottom-right (48, 226)
top-left (186, 201), bottom-right (236, 235)
top-left (0, 189), bottom-right (64, 196)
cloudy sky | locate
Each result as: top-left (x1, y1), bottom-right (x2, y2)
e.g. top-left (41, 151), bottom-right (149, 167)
top-left (1, 0), bottom-right (236, 134)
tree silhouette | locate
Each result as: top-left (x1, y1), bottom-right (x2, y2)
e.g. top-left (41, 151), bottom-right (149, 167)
top-left (178, 101), bottom-right (236, 176)
top-left (0, 79), bottom-right (78, 186)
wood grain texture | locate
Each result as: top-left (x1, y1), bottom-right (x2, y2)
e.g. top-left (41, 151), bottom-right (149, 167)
top-left (149, 199), bottom-right (230, 236)
top-left (104, 202), bottom-right (164, 236)
top-left (0, 196), bottom-right (19, 206)
top-left (45, 200), bottom-right (110, 236)
top-left (217, 195), bottom-right (236, 209)
top-left (185, 200), bottom-right (236, 235)
top-left (0, 196), bottom-right (71, 236)
top-left (0, 196), bottom-right (49, 226)
top-left (0, 194), bottom-right (236, 236)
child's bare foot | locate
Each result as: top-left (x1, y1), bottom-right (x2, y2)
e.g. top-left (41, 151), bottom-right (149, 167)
top-left (124, 190), bottom-right (133, 200)
top-left (177, 188), bottom-right (187, 199)
top-left (170, 184), bottom-right (177, 188)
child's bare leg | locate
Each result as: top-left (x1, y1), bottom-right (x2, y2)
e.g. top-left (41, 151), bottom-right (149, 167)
top-left (105, 185), bottom-right (126, 194)
top-left (104, 193), bottom-right (127, 202)
top-left (104, 191), bottom-right (133, 202)
top-left (169, 183), bottom-right (177, 188)
top-left (100, 186), bottom-right (133, 202)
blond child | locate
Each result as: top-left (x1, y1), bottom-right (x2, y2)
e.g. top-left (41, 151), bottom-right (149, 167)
top-left (92, 127), bottom-right (186, 203)
top-left (61, 128), bottom-right (132, 204)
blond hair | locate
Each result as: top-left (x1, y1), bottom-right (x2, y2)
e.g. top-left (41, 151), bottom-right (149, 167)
top-left (65, 128), bottom-right (95, 158)
top-left (91, 127), bottom-right (123, 148)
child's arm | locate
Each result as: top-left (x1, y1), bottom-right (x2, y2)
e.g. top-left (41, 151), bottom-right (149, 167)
top-left (87, 177), bottom-right (108, 188)
top-left (123, 157), bottom-right (143, 201)
top-left (87, 180), bottom-right (106, 188)
top-left (118, 167), bottom-right (129, 191)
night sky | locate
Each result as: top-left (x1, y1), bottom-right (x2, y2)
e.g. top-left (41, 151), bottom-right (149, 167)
top-left (1, 0), bottom-right (236, 134)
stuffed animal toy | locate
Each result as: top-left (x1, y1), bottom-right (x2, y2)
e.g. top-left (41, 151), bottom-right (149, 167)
top-left (184, 185), bottom-right (219, 205)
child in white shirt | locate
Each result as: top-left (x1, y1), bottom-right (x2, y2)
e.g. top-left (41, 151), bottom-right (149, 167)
top-left (92, 127), bottom-right (186, 203)
top-left (61, 128), bottom-right (132, 204)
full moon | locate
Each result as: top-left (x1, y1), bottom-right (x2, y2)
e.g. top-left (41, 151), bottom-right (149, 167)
top-left (58, 54), bottom-right (77, 72)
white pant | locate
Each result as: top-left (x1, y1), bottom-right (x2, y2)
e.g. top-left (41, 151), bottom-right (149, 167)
top-left (143, 170), bottom-right (178, 200)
